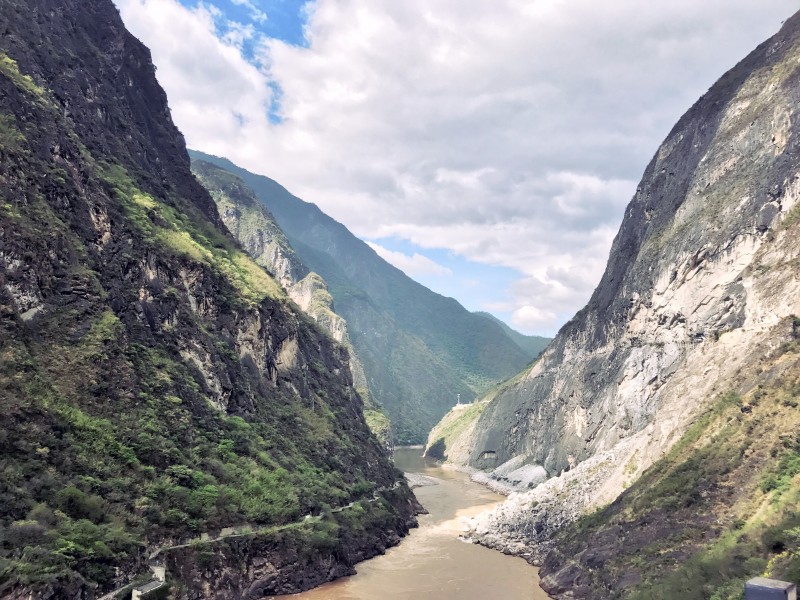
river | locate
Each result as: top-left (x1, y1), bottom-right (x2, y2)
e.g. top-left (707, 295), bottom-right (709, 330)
top-left (287, 446), bottom-right (549, 600)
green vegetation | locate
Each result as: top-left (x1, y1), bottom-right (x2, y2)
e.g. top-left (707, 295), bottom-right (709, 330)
top-left (474, 311), bottom-right (551, 359)
top-left (781, 203), bottom-right (800, 230)
top-left (0, 113), bottom-right (26, 153)
top-left (164, 489), bottom-right (403, 589)
top-left (364, 409), bottom-right (392, 447)
top-left (101, 163), bottom-right (282, 304)
top-left (0, 53), bottom-right (45, 98)
top-left (1, 300), bottom-right (397, 591)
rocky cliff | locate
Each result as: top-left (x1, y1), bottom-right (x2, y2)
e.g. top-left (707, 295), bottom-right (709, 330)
top-left (188, 151), bottom-right (535, 444)
top-left (191, 160), bottom-right (307, 292)
top-left (539, 341), bottom-right (800, 598)
top-left (190, 160), bottom-right (390, 446)
top-left (429, 8), bottom-right (800, 586)
top-left (0, 0), bottom-right (416, 597)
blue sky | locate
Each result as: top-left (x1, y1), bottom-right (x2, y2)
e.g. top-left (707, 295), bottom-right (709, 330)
top-left (118, 0), bottom-right (798, 336)
top-left (177, 0), bottom-right (309, 47)
top-left (365, 236), bottom-right (524, 320)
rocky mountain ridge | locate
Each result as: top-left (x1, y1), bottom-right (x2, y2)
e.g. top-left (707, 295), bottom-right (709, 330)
top-left (0, 0), bottom-right (416, 596)
top-left (427, 9), bottom-right (800, 595)
top-left (190, 160), bottom-right (392, 444)
top-left (474, 311), bottom-right (551, 360)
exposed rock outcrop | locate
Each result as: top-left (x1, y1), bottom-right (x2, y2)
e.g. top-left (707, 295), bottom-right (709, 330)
top-left (191, 160), bottom-right (375, 412)
top-left (165, 486), bottom-right (420, 598)
top-left (435, 8), bottom-right (800, 570)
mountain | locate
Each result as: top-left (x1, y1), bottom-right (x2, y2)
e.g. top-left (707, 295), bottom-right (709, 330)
top-left (474, 311), bottom-right (551, 359)
top-left (189, 151), bottom-right (533, 444)
top-left (0, 1), bottom-right (417, 597)
top-left (427, 9), bottom-right (800, 597)
top-left (191, 159), bottom-right (392, 446)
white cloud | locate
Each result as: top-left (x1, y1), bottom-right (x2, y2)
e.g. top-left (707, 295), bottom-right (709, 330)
top-left (115, 0), bottom-right (797, 334)
top-left (117, 0), bottom-right (273, 148)
top-left (512, 305), bottom-right (559, 332)
top-left (366, 242), bottom-right (452, 278)
top-left (222, 20), bottom-right (256, 48)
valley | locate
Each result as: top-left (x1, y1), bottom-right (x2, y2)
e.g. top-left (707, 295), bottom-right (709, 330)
top-left (2, 0), bottom-right (800, 599)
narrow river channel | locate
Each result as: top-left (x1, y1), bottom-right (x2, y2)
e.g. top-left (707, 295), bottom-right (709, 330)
top-left (287, 447), bottom-right (550, 600)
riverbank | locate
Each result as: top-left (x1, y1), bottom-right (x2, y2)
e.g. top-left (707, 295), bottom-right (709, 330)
top-left (288, 447), bottom-right (547, 600)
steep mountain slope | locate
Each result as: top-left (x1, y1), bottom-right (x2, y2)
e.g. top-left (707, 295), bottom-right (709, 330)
top-left (541, 336), bottom-right (800, 599)
top-left (430, 8), bottom-right (800, 587)
top-left (474, 311), bottom-right (551, 359)
top-left (189, 151), bottom-right (533, 444)
top-left (0, 1), bottom-right (416, 597)
top-left (191, 160), bottom-right (307, 291)
top-left (190, 160), bottom-right (392, 445)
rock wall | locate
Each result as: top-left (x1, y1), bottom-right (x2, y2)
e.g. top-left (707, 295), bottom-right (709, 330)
top-left (191, 159), bottom-right (375, 412)
top-left (0, 0), bottom-right (416, 596)
top-left (444, 9), bottom-right (800, 560)
top-left (165, 488), bottom-right (420, 599)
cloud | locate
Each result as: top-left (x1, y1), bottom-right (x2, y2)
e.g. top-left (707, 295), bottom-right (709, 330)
top-left (115, 0), bottom-right (797, 334)
top-left (229, 0), bottom-right (267, 23)
top-left (221, 20), bottom-right (257, 47)
top-left (366, 242), bottom-right (452, 277)
top-left (116, 0), bottom-right (273, 145)
top-left (511, 306), bottom-right (559, 332)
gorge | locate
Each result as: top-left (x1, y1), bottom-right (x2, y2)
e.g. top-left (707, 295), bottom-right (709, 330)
top-left (2, 0), bottom-right (800, 599)
top-left (426, 7), bottom-right (800, 599)
top-left (287, 447), bottom-right (545, 600)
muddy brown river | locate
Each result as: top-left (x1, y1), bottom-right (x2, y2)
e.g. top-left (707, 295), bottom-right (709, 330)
top-left (287, 447), bottom-right (549, 600)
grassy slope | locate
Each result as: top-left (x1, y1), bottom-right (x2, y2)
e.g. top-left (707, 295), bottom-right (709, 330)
top-left (424, 401), bottom-right (489, 461)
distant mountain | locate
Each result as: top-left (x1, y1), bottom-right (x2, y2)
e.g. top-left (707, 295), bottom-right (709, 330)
top-left (189, 151), bottom-right (532, 444)
top-left (474, 312), bottom-right (551, 359)
top-left (0, 1), bottom-right (416, 597)
top-left (191, 159), bottom-right (391, 446)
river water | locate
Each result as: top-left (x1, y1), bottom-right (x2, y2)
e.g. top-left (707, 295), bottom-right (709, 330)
top-left (288, 447), bottom-right (549, 600)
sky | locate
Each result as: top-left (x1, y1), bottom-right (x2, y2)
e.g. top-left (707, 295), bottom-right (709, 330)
top-left (114, 0), bottom-right (797, 336)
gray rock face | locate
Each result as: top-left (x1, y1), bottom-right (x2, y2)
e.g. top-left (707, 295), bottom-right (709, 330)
top-left (453, 10), bottom-right (800, 557)
top-left (191, 159), bottom-right (373, 406)
top-left (192, 160), bottom-right (306, 290)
